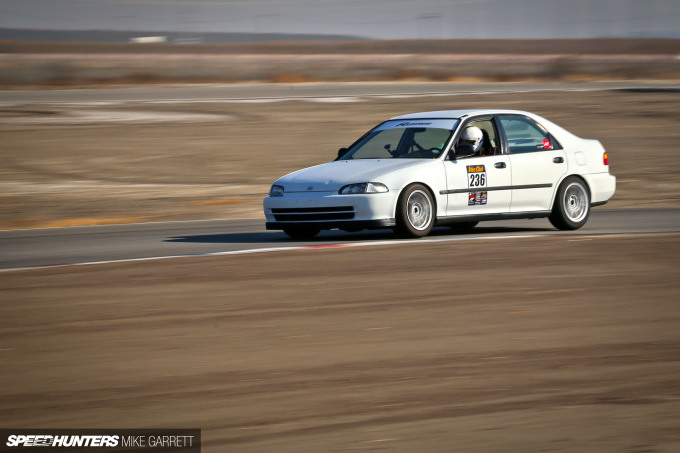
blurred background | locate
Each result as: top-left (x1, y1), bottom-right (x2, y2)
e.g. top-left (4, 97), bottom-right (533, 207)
top-left (1, 0), bottom-right (679, 85)
top-left (2, 0), bottom-right (680, 40)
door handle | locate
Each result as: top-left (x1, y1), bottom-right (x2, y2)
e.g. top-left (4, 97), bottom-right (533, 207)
top-left (553, 157), bottom-right (564, 163)
top-left (494, 162), bottom-right (506, 169)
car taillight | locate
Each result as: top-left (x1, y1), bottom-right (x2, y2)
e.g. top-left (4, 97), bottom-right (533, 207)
top-left (603, 152), bottom-right (609, 166)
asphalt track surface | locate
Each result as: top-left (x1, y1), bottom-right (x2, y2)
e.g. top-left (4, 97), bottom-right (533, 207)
top-left (1, 209), bottom-right (679, 271)
top-left (2, 80), bottom-right (679, 105)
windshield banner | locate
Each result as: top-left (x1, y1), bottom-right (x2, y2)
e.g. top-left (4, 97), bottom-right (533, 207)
top-left (376, 119), bottom-right (459, 131)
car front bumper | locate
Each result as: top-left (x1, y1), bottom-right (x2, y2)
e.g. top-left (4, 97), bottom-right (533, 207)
top-left (263, 191), bottom-right (397, 231)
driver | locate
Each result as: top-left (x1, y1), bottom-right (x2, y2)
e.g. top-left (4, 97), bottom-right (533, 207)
top-left (458, 126), bottom-right (484, 154)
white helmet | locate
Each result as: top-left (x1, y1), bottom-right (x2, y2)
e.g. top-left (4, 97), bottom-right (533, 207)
top-left (459, 126), bottom-right (483, 152)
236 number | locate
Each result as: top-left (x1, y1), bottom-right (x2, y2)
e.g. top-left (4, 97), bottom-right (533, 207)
top-left (469, 173), bottom-right (486, 187)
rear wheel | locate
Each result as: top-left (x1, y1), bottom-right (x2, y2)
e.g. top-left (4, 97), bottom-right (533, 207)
top-left (549, 177), bottom-right (590, 230)
top-left (282, 226), bottom-right (321, 240)
top-left (394, 184), bottom-right (435, 238)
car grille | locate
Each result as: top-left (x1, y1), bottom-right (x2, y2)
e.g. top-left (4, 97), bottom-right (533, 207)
top-left (272, 206), bottom-right (355, 222)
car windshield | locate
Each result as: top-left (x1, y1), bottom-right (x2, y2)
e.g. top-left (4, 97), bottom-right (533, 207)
top-left (339, 119), bottom-right (459, 160)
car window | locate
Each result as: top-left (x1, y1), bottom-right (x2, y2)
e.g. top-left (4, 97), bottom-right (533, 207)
top-left (498, 115), bottom-right (556, 154)
top-left (455, 119), bottom-right (499, 158)
top-left (413, 128), bottom-right (452, 151)
top-left (342, 121), bottom-right (456, 159)
top-left (349, 128), bottom-right (403, 159)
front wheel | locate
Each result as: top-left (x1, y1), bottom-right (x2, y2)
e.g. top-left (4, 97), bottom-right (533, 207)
top-left (394, 184), bottom-right (435, 238)
top-left (549, 177), bottom-right (590, 230)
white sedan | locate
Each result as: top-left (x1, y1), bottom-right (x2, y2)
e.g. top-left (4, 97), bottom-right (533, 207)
top-left (264, 109), bottom-right (616, 239)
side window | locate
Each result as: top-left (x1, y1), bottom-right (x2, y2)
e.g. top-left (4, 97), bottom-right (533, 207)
top-left (498, 116), bottom-right (558, 154)
top-left (467, 119), bottom-right (498, 156)
top-left (453, 119), bottom-right (499, 158)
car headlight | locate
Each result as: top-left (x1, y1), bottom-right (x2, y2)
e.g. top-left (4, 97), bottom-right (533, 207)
top-left (269, 184), bottom-right (284, 197)
top-left (339, 182), bottom-right (389, 195)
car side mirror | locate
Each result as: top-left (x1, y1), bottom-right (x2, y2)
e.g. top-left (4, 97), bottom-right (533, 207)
top-left (337, 147), bottom-right (348, 159)
top-left (451, 143), bottom-right (476, 159)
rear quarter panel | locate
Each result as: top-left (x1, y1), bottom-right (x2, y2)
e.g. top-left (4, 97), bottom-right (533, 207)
top-left (557, 136), bottom-right (616, 205)
top-left (533, 113), bottom-right (615, 205)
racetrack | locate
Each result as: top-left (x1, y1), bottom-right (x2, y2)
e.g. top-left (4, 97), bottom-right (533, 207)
top-left (1, 208), bottom-right (679, 271)
top-left (1, 82), bottom-right (680, 452)
top-left (1, 230), bottom-right (679, 452)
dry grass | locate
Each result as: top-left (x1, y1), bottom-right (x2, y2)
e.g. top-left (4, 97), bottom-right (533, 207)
top-left (3, 38), bottom-right (679, 55)
top-left (0, 39), bottom-right (678, 87)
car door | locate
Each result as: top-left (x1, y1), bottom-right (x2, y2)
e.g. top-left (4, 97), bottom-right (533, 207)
top-left (444, 118), bottom-right (511, 216)
top-left (497, 115), bottom-right (567, 213)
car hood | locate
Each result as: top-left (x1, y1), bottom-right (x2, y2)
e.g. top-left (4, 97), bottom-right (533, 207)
top-left (276, 159), bottom-right (430, 192)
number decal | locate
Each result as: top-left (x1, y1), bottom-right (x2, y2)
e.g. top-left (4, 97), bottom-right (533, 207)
top-left (467, 165), bottom-right (487, 188)
top-left (466, 165), bottom-right (488, 206)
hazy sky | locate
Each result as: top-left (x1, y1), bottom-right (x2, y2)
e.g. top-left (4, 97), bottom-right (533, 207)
top-left (1, 0), bottom-right (679, 39)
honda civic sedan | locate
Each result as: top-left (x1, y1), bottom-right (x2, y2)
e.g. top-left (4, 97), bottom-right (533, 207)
top-left (264, 109), bottom-right (616, 239)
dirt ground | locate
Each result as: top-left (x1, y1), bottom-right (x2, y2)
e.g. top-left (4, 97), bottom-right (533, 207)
top-left (1, 88), bottom-right (679, 229)
top-left (1, 233), bottom-right (679, 452)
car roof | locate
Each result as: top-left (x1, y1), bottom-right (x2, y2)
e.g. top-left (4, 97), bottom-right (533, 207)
top-left (389, 109), bottom-right (582, 143)
top-left (389, 109), bottom-right (534, 120)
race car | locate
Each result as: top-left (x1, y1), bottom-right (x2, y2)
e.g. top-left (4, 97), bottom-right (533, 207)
top-left (264, 109), bottom-right (616, 239)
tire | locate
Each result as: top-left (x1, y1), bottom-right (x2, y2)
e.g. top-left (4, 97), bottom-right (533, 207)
top-left (282, 226), bottom-right (321, 240)
top-left (449, 221), bottom-right (478, 233)
top-left (549, 176), bottom-right (590, 230)
top-left (394, 184), bottom-right (435, 238)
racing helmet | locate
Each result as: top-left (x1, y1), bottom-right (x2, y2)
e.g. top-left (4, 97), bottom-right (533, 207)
top-left (459, 126), bottom-right (484, 153)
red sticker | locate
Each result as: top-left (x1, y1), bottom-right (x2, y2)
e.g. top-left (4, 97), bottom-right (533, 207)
top-left (543, 139), bottom-right (551, 149)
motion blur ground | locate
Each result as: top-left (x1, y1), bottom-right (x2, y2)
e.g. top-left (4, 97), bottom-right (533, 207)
top-left (1, 233), bottom-right (679, 452)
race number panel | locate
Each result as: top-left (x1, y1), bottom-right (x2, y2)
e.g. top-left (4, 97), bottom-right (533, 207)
top-left (467, 165), bottom-right (488, 206)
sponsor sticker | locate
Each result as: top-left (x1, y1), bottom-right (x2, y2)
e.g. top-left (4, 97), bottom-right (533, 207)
top-left (468, 192), bottom-right (487, 206)
top-left (543, 138), bottom-right (551, 149)
top-left (395, 121), bottom-right (432, 127)
top-left (377, 119), bottom-right (460, 131)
